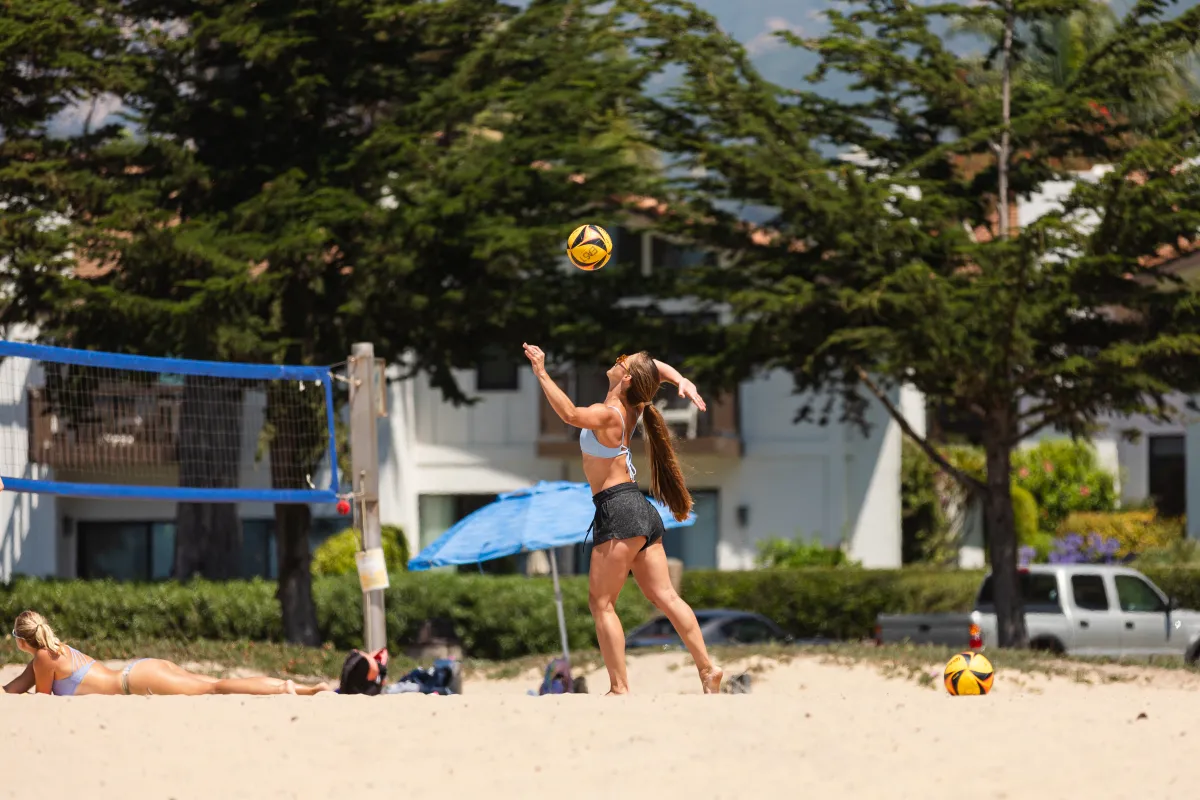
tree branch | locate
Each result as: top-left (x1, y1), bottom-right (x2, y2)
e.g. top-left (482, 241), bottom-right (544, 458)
top-left (1013, 416), bottom-right (1056, 446)
top-left (854, 366), bottom-right (986, 493)
top-left (1017, 401), bottom-right (1057, 422)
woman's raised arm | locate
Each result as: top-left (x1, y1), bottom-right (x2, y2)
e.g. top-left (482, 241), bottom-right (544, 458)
top-left (653, 359), bottom-right (706, 412)
top-left (524, 343), bottom-right (623, 429)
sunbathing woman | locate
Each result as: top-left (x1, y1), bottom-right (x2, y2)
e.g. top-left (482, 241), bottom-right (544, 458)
top-left (10, 610), bottom-right (330, 696)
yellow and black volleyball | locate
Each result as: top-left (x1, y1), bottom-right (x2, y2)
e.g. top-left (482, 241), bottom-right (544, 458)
top-left (566, 224), bottom-right (613, 271)
top-left (943, 651), bottom-right (994, 696)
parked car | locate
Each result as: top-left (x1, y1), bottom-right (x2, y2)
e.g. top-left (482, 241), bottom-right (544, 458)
top-left (875, 564), bottom-right (1200, 663)
top-left (626, 609), bottom-right (791, 649)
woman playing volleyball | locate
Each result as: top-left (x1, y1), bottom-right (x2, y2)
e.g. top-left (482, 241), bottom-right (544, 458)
top-left (523, 343), bottom-right (722, 695)
top-left (7, 610), bottom-right (330, 696)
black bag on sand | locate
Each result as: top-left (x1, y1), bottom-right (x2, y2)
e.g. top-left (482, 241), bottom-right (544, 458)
top-left (338, 648), bottom-right (389, 695)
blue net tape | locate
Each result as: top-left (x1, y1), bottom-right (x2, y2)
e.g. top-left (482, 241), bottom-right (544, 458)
top-left (0, 340), bottom-right (328, 381)
top-left (1, 478), bottom-right (337, 504)
top-left (0, 339), bottom-right (340, 503)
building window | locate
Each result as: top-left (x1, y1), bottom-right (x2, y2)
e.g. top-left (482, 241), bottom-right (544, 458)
top-left (241, 517), bottom-right (345, 579)
top-left (649, 234), bottom-right (716, 272)
top-left (76, 517), bottom-right (344, 581)
top-left (475, 344), bottom-right (520, 391)
top-left (417, 493), bottom-right (521, 574)
top-left (77, 521), bottom-right (176, 581)
top-left (611, 226), bottom-right (641, 270)
top-left (663, 490), bottom-right (718, 569)
top-left (1148, 434), bottom-right (1185, 518)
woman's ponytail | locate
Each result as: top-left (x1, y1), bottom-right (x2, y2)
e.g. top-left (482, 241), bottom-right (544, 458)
top-left (625, 352), bottom-right (693, 522)
top-left (640, 402), bottom-right (693, 522)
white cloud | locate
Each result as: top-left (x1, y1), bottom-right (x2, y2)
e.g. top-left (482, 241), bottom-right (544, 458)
top-left (744, 17), bottom-right (804, 56)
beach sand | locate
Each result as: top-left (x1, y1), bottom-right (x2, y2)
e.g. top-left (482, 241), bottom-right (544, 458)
top-left (1, 651), bottom-right (1196, 799)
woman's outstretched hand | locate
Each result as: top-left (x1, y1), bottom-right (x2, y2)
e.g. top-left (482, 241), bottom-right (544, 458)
top-left (677, 378), bottom-right (706, 412)
top-left (522, 343), bottom-right (547, 376)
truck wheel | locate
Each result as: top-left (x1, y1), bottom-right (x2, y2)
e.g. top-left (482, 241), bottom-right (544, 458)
top-left (1185, 641), bottom-right (1200, 667)
top-left (1030, 637), bottom-right (1064, 656)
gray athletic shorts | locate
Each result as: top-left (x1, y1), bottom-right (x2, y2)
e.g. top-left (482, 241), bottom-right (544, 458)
top-left (589, 482), bottom-right (665, 551)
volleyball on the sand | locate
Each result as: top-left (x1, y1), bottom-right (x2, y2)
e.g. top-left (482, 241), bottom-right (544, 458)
top-left (943, 651), bottom-right (995, 696)
top-left (566, 224), bottom-right (613, 270)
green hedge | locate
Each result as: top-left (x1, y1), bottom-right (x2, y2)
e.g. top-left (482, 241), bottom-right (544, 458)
top-left (4, 566), bottom-right (1200, 659)
top-left (682, 568), bottom-right (984, 640)
top-left (0, 573), bottom-right (654, 661)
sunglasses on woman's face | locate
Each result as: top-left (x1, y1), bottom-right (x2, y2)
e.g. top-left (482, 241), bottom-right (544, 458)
top-left (615, 354), bottom-right (630, 372)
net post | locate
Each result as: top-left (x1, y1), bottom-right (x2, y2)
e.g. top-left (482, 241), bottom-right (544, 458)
top-left (349, 342), bottom-right (387, 653)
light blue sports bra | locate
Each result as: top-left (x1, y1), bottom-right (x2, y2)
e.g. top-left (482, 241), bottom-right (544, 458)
top-left (51, 646), bottom-right (95, 696)
top-left (579, 405), bottom-right (637, 481)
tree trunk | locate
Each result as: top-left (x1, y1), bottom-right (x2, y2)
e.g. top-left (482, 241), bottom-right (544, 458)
top-left (982, 426), bottom-right (1028, 648)
top-left (174, 376), bottom-right (244, 580)
top-left (266, 380), bottom-right (323, 645)
top-left (274, 501), bottom-right (320, 645)
top-left (997, 0), bottom-right (1014, 239)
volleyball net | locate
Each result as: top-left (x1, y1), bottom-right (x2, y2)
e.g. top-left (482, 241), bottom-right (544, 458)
top-left (0, 340), bottom-right (339, 504)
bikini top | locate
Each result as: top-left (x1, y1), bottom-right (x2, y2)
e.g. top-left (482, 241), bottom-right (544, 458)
top-left (51, 646), bottom-right (95, 697)
top-left (579, 405), bottom-right (637, 481)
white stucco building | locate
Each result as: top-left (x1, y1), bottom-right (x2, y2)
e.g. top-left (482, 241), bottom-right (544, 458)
top-left (379, 353), bottom-right (923, 576)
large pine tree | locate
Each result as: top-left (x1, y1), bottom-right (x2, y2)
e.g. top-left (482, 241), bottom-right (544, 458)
top-left (0, 0), bottom-right (132, 331)
top-left (6, 0), bottom-right (661, 642)
top-left (630, 0), bottom-right (1200, 646)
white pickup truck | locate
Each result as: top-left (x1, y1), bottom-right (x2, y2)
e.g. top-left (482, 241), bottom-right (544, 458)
top-left (875, 564), bottom-right (1200, 663)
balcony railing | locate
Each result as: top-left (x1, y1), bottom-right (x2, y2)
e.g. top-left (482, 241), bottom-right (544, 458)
top-left (27, 384), bottom-right (183, 471)
top-left (537, 367), bottom-right (741, 458)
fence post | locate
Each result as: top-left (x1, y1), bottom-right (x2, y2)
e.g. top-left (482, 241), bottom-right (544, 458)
top-left (349, 342), bottom-right (387, 653)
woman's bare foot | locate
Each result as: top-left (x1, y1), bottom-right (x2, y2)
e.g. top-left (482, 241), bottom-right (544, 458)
top-left (287, 681), bottom-right (331, 696)
top-left (700, 666), bottom-right (723, 694)
top-left (300, 682), bottom-right (332, 695)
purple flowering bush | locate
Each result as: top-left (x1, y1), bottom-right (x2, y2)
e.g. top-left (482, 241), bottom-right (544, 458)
top-left (1020, 532), bottom-right (1133, 566)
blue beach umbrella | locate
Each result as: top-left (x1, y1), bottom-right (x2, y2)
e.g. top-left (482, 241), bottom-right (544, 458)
top-left (408, 480), bottom-right (695, 660)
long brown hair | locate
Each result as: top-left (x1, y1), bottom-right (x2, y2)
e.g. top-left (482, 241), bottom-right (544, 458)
top-left (625, 352), bottom-right (692, 521)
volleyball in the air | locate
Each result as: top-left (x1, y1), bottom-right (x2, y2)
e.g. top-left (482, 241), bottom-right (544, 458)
top-left (943, 651), bottom-right (995, 696)
top-left (566, 224), bottom-right (613, 271)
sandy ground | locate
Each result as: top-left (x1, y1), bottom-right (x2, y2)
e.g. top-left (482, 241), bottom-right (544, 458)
top-left (2, 651), bottom-right (1197, 800)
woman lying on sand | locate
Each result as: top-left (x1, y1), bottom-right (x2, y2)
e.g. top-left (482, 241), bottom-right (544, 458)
top-left (6, 611), bottom-right (330, 696)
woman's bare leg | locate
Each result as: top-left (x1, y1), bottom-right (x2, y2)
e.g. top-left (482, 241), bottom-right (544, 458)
top-left (631, 542), bottom-right (723, 694)
top-left (165, 661), bottom-right (218, 683)
top-left (128, 660), bottom-right (328, 696)
top-left (588, 538), bottom-right (642, 694)
top-left (163, 660), bottom-right (328, 694)
top-left (125, 660), bottom-right (221, 695)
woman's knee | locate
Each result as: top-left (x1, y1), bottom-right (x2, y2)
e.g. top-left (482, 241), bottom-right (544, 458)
top-left (588, 590), bottom-right (616, 615)
top-left (647, 586), bottom-right (680, 612)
